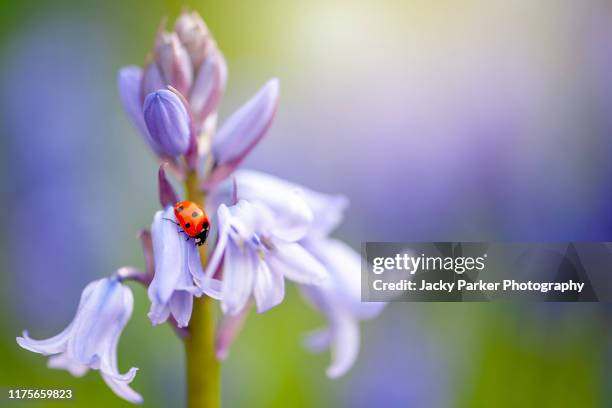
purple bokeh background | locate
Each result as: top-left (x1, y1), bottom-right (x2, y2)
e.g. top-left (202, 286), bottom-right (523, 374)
top-left (2, 1), bottom-right (612, 406)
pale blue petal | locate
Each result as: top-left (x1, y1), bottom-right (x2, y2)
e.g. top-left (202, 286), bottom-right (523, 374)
top-left (98, 284), bottom-right (134, 379)
top-left (302, 276), bottom-right (373, 378)
top-left (16, 328), bottom-right (73, 356)
top-left (142, 62), bottom-right (165, 96)
top-left (102, 370), bottom-right (143, 404)
top-left (16, 279), bottom-right (98, 355)
top-left (117, 66), bottom-right (162, 154)
top-left (221, 240), bottom-right (256, 315)
top-left (204, 204), bottom-right (231, 280)
top-left (185, 237), bottom-right (205, 285)
top-left (190, 50), bottom-right (227, 127)
top-left (215, 304), bottom-right (251, 360)
top-left (268, 192), bottom-right (313, 242)
top-left (48, 353), bottom-right (89, 377)
top-left (149, 208), bottom-right (184, 308)
top-left (175, 234), bottom-right (203, 296)
top-left (98, 286), bottom-right (142, 403)
top-left (210, 170), bottom-right (348, 236)
top-left (226, 200), bottom-right (263, 239)
top-left (267, 242), bottom-right (328, 285)
top-left (187, 238), bottom-right (223, 299)
top-left (253, 260), bottom-right (285, 313)
top-left (169, 291), bottom-right (193, 328)
top-left (204, 80), bottom-right (279, 187)
top-left (201, 278), bottom-right (223, 300)
top-left (305, 238), bottom-right (386, 319)
top-left (212, 79), bottom-right (278, 165)
top-left (67, 278), bottom-right (125, 366)
top-left (326, 310), bottom-right (360, 379)
top-left (300, 284), bottom-right (329, 314)
top-left (147, 301), bottom-right (171, 326)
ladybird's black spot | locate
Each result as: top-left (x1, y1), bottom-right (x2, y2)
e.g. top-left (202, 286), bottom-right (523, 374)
top-left (177, 206), bottom-right (184, 212)
top-left (185, 223), bottom-right (191, 229)
top-left (192, 211), bottom-right (199, 218)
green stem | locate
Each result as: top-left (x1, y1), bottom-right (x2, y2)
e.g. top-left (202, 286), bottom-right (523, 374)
top-left (184, 171), bottom-right (220, 408)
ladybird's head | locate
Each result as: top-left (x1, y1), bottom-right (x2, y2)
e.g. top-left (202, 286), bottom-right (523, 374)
top-left (194, 221), bottom-right (210, 246)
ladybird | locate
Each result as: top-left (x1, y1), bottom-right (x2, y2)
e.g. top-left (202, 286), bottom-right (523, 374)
top-left (173, 200), bottom-right (210, 246)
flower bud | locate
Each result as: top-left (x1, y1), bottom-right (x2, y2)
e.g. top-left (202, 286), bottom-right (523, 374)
top-left (190, 49), bottom-right (227, 127)
top-left (175, 11), bottom-right (211, 69)
top-left (118, 11), bottom-right (228, 159)
top-left (212, 79), bottom-right (279, 166)
top-left (155, 31), bottom-right (193, 96)
top-left (204, 79), bottom-right (279, 187)
top-left (143, 89), bottom-right (191, 157)
top-left (142, 62), bottom-right (164, 98)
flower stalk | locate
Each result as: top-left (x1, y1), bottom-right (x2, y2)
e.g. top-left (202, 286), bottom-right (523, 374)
top-left (184, 170), bottom-right (220, 408)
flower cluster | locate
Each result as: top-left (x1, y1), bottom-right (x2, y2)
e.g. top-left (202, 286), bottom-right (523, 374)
top-left (17, 10), bottom-right (385, 404)
top-left (209, 171), bottom-right (386, 376)
top-left (117, 10), bottom-right (278, 186)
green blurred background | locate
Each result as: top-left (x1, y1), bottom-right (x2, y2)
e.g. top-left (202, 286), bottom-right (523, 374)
top-left (1, 0), bottom-right (611, 406)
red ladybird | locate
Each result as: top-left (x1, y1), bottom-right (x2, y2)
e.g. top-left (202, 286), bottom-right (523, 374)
top-left (173, 200), bottom-right (210, 246)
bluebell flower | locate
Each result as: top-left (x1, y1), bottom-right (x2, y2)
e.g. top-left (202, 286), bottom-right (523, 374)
top-left (205, 198), bottom-right (328, 316)
top-left (148, 206), bottom-right (221, 327)
top-left (210, 170), bottom-right (385, 376)
top-left (16, 275), bottom-right (142, 404)
top-left (146, 165), bottom-right (221, 327)
top-left (302, 238), bottom-right (385, 378)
